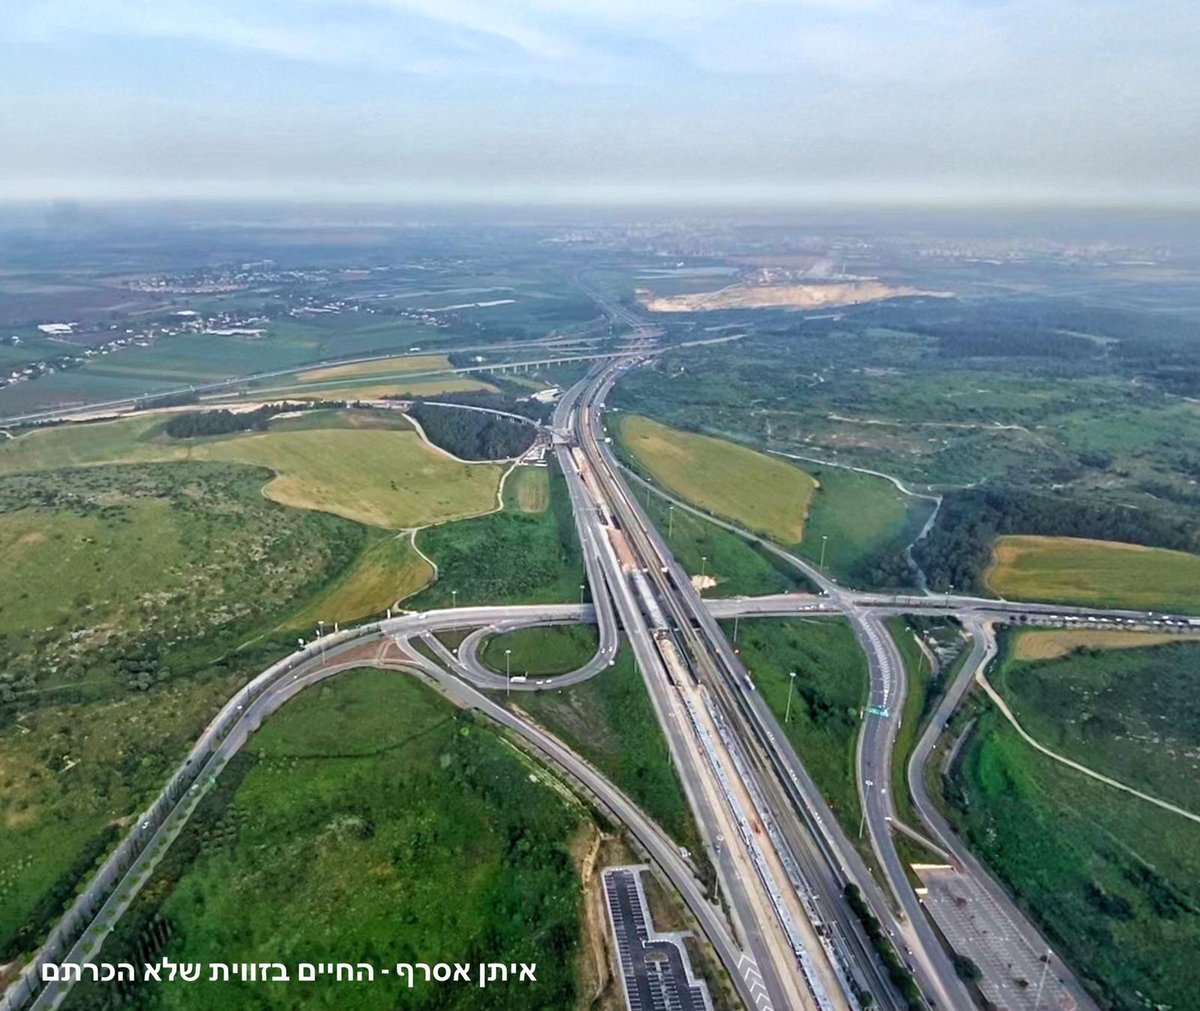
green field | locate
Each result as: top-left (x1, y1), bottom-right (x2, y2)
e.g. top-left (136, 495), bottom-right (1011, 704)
top-left (0, 413), bottom-right (504, 530)
top-left (0, 462), bottom-right (366, 959)
top-left (639, 485), bottom-right (810, 597)
top-left (507, 465), bottom-right (549, 513)
top-left (511, 646), bottom-right (704, 862)
top-left (616, 414), bottom-right (816, 543)
top-left (986, 535), bottom-right (1200, 613)
top-left (993, 631), bottom-right (1200, 815)
top-left (194, 428), bottom-right (501, 528)
top-left (946, 711), bottom-right (1200, 1010)
top-left (408, 460), bottom-right (584, 608)
top-left (479, 624), bottom-right (599, 677)
top-left (61, 670), bottom-right (588, 1011)
top-left (796, 466), bottom-right (934, 588)
top-left (727, 617), bottom-right (868, 840)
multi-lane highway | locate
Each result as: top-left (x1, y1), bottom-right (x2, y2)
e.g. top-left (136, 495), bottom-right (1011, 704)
top-left (9, 332), bottom-right (1167, 1011)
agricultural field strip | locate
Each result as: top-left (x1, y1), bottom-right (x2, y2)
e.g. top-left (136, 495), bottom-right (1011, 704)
top-left (0, 337), bottom-right (611, 426)
top-left (974, 659), bottom-right (1200, 825)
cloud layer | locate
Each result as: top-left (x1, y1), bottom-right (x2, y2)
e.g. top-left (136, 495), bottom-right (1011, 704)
top-left (2, 0), bottom-right (1197, 205)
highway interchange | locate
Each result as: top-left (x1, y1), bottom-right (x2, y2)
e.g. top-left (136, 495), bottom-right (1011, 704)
top-left (8, 316), bottom-right (1192, 1011)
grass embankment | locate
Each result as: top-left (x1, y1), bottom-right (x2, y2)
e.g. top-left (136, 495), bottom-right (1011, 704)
top-left (480, 625), bottom-right (599, 677)
top-left (638, 489), bottom-right (810, 597)
top-left (285, 533), bottom-right (434, 628)
top-left (409, 461), bottom-right (584, 609)
top-left (616, 414), bottom-right (816, 543)
top-left (986, 534), bottom-right (1200, 613)
top-left (947, 711), bottom-right (1200, 1010)
top-left (798, 466), bottom-right (934, 588)
top-left (727, 618), bottom-right (868, 840)
top-left (995, 630), bottom-right (1200, 815)
top-left (0, 411), bottom-right (504, 529)
top-left (512, 646), bottom-right (703, 860)
top-left (61, 671), bottom-right (588, 1011)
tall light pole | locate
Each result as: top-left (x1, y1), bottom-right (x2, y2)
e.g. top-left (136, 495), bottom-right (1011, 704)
top-left (668, 504), bottom-right (675, 540)
top-left (505, 648), bottom-right (512, 696)
top-left (819, 535), bottom-right (828, 572)
top-left (700, 555), bottom-right (707, 582)
top-left (579, 583), bottom-right (586, 606)
top-left (732, 613), bottom-right (740, 643)
top-left (785, 670), bottom-right (797, 723)
top-left (451, 589), bottom-right (458, 609)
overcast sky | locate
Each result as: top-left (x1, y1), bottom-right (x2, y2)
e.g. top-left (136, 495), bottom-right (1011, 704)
top-left (2, 0), bottom-right (1198, 207)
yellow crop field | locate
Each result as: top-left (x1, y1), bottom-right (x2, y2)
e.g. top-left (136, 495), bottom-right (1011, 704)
top-left (289, 377), bottom-right (496, 400)
top-left (616, 414), bottom-right (816, 543)
top-left (1012, 628), bottom-right (1200, 661)
top-left (194, 429), bottom-right (502, 528)
top-left (987, 535), bottom-right (1200, 613)
top-left (294, 353), bottom-right (450, 383)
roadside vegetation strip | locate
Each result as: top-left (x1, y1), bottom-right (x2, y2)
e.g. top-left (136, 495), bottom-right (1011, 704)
top-left (977, 670), bottom-right (1200, 825)
top-left (1011, 626), bottom-right (1200, 660)
top-left (626, 468), bottom-right (812, 597)
top-left (985, 534), bottom-right (1200, 613)
top-left (727, 616), bottom-right (869, 843)
top-left (615, 413), bottom-right (816, 544)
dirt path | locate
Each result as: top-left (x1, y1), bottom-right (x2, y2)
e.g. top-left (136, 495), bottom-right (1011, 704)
top-left (978, 669), bottom-right (1200, 825)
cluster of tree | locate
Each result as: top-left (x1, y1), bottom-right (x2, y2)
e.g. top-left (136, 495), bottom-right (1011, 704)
top-left (163, 405), bottom-right (277, 438)
top-left (914, 486), bottom-right (1200, 591)
top-left (407, 403), bottom-right (534, 460)
top-left (161, 401), bottom-right (344, 439)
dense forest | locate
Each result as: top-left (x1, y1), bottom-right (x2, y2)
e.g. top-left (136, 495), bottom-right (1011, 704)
top-left (915, 486), bottom-right (1200, 591)
top-left (408, 403), bottom-right (536, 460)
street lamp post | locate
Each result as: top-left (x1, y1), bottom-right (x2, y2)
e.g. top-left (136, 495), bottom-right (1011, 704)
top-left (819, 535), bottom-right (828, 572)
top-left (699, 555), bottom-right (707, 582)
top-left (732, 613), bottom-right (740, 643)
top-left (785, 670), bottom-right (797, 723)
top-left (668, 504), bottom-right (675, 539)
top-left (451, 589), bottom-right (458, 608)
top-left (580, 583), bottom-right (586, 606)
top-left (505, 648), bottom-right (512, 696)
